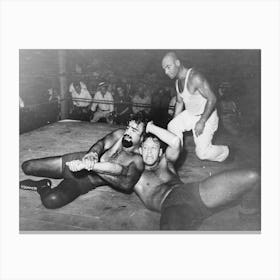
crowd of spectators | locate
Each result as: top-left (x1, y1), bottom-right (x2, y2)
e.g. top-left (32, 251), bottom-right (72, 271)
top-left (66, 78), bottom-right (176, 127)
top-left (20, 73), bottom-right (243, 135)
top-left (20, 76), bottom-right (177, 131)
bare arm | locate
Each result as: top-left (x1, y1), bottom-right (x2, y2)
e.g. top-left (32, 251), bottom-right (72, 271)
top-left (91, 156), bottom-right (144, 192)
top-left (192, 71), bottom-right (217, 122)
top-left (66, 154), bottom-right (144, 192)
top-left (191, 71), bottom-right (217, 136)
top-left (88, 129), bottom-right (124, 156)
top-left (146, 122), bottom-right (181, 163)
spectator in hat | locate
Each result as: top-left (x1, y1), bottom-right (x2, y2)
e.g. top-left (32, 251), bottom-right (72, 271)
top-left (90, 82), bottom-right (114, 123)
top-left (107, 83), bottom-right (117, 98)
top-left (69, 81), bottom-right (92, 121)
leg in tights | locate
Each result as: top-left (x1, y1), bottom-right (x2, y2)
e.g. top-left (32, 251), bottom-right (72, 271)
top-left (160, 203), bottom-right (204, 230)
top-left (160, 169), bottom-right (260, 230)
top-left (22, 152), bottom-right (108, 209)
top-left (37, 174), bottom-right (106, 209)
top-left (199, 169), bottom-right (260, 209)
top-left (37, 179), bottom-right (81, 209)
top-left (22, 152), bottom-right (87, 179)
top-left (22, 156), bottom-right (64, 179)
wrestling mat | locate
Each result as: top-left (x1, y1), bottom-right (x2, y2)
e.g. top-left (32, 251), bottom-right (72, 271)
top-left (19, 121), bottom-right (261, 232)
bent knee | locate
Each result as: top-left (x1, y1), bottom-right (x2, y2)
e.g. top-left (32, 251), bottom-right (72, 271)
top-left (41, 193), bottom-right (63, 209)
top-left (195, 148), bottom-right (209, 160)
top-left (167, 121), bottom-right (183, 143)
top-left (167, 121), bottom-right (175, 131)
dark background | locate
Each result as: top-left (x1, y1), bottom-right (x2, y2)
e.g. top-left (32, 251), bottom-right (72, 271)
top-left (19, 49), bottom-right (260, 132)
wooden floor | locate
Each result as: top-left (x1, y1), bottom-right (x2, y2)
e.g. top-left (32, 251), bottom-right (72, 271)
top-left (19, 121), bottom-right (261, 232)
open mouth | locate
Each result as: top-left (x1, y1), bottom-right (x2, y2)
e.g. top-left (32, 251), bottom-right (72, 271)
top-left (122, 135), bottom-right (133, 148)
top-left (145, 156), bottom-right (154, 161)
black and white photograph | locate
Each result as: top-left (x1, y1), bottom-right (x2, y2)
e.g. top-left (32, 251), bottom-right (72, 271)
top-left (19, 49), bottom-right (261, 231)
top-left (1, 0), bottom-right (280, 280)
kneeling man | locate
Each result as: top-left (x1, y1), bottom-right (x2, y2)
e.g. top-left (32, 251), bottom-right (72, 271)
top-left (21, 116), bottom-right (145, 209)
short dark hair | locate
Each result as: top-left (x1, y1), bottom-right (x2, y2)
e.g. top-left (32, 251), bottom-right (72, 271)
top-left (127, 114), bottom-right (147, 135)
top-left (142, 133), bottom-right (165, 150)
top-left (129, 114), bottom-right (147, 125)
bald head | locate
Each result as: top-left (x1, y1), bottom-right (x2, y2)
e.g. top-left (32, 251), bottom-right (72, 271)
top-left (162, 52), bottom-right (179, 62)
top-left (162, 52), bottom-right (181, 80)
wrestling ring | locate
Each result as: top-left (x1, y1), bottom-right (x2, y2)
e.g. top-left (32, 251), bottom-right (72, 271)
top-left (19, 112), bottom-right (260, 231)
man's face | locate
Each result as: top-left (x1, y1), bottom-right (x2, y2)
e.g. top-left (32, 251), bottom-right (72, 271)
top-left (162, 56), bottom-right (179, 79)
top-left (218, 87), bottom-right (225, 97)
top-left (101, 86), bottom-right (107, 94)
top-left (117, 87), bottom-right (124, 96)
top-left (137, 85), bottom-right (144, 97)
top-left (141, 138), bottom-right (162, 166)
top-left (74, 84), bottom-right (81, 93)
top-left (122, 120), bottom-right (144, 148)
top-left (107, 84), bottom-right (112, 92)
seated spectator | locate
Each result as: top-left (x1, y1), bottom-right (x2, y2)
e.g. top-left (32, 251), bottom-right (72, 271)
top-left (217, 82), bottom-right (241, 136)
top-left (47, 88), bottom-right (60, 103)
top-left (107, 83), bottom-right (117, 97)
top-left (69, 81), bottom-right (92, 121)
top-left (90, 82), bottom-right (114, 123)
top-left (132, 85), bottom-right (151, 119)
top-left (113, 85), bottom-right (132, 125)
top-left (150, 87), bottom-right (171, 128)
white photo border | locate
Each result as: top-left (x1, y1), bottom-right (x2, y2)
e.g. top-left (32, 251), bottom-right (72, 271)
top-left (1, 0), bottom-right (280, 279)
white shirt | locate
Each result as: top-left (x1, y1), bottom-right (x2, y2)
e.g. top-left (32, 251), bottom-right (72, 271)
top-left (69, 82), bottom-right (92, 107)
top-left (175, 68), bottom-right (207, 116)
top-left (91, 91), bottom-right (114, 112)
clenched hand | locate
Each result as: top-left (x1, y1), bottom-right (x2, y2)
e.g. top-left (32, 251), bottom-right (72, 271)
top-left (194, 119), bottom-right (205, 137)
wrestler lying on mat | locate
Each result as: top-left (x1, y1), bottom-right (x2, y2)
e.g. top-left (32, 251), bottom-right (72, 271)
top-left (133, 122), bottom-right (259, 230)
top-left (45, 120), bottom-right (259, 230)
top-left (21, 115), bottom-right (146, 209)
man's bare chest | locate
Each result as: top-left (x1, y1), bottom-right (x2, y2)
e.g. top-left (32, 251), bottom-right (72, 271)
top-left (101, 148), bottom-right (134, 166)
top-left (137, 168), bottom-right (175, 189)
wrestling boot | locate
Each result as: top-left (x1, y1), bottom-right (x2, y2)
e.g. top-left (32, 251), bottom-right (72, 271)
top-left (20, 179), bottom-right (52, 191)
